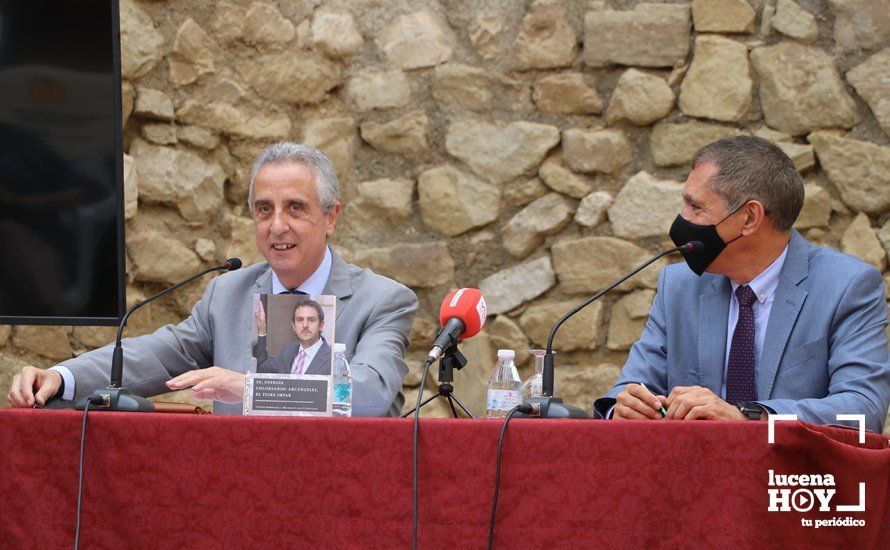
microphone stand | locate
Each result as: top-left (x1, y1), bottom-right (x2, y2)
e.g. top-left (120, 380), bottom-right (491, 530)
top-left (523, 243), bottom-right (696, 419)
top-left (75, 260), bottom-right (241, 412)
top-left (402, 346), bottom-right (474, 418)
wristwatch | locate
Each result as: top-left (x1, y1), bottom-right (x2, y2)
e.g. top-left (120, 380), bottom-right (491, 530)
top-left (736, 401), bottom-right (766, 420)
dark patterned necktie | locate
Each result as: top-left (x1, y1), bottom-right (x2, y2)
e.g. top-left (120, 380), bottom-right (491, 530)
top-left (726, 285), bottom-right (757, 404)
top-left (279, 289), bottom-right (307, 295)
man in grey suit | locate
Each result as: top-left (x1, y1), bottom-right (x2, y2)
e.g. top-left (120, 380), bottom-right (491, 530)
top-left (8, 143), bottom-right (418, 417)
top-left (595, 136), bottom-right (890, 432)
top-left (256, 297), bottom-right (332, 375)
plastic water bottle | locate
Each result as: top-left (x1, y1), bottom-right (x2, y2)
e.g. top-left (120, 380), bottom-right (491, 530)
top-left (332, 343), bottom-right (352, 417)
top-left (486, 349), bottom-right (522, 418)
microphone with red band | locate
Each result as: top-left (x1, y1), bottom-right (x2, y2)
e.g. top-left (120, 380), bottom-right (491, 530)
top-left (427, 288), bottom-right (487, 363)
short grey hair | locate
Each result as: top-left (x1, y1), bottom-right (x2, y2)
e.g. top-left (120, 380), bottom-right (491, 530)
top-left (692, 135), bottom-right (804, 231)
top-left (248, 142), bottom-right (340, 214)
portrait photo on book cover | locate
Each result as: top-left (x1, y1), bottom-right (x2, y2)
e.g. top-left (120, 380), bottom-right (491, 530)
top-left (252, 293), bottom-right (336, 376)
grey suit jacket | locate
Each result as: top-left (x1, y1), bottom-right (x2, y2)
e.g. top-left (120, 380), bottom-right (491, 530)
top-left (256, 338), bottom-right (331, 375)
top-left (59, 250), bottom-right (418, 417)
top-left (594, 230), bottom-right (890, 432)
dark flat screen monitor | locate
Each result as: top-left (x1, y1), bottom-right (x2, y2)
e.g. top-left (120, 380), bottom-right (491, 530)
top-left (0, 0), bottom-right (125, 325)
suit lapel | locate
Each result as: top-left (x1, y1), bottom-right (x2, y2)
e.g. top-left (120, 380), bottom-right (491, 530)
top-left (699, 275), bottom-right (730, 393)
top-left (305, 341), bottom-right (332, 375)
top-left (759, 231), bottom-right (809, 399)
top-left (323, 249), bottom-right (355, 322)
top-left (253, 267), bottom-right (273, 295)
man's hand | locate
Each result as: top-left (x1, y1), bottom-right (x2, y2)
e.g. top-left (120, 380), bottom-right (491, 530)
top-left (613, 383), bottom-right (666, 420)
top-left (665, 385), bottom-right (745, 420)
top-left (166, 367), bottom-right (245, 403)
top-left (254, 300), bottom-right (266, 336)
top-left (7, 366), bottom-right (62, 407)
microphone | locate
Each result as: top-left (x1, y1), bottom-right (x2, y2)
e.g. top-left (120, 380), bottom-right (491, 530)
top-left (427, 288), bottom-right (487, 363)
top-left (75, 258), bottom-right (242, 412)
top-left (529, 242), bottom-right (703, 419)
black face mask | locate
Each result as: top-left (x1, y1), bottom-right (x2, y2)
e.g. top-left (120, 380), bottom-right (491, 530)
top-left (669, 202), bottom-right (747, 276)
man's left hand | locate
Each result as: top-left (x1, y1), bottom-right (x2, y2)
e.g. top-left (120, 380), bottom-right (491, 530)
top-left (664, 385), bottom-right (745, 420)
top-left (166, 367), bottom-right (245, 403)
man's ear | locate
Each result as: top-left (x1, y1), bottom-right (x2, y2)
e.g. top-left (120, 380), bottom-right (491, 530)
top-left (742, 200), bottom-right (767, 235)
top-left (325, 202), bottom-right (341, 237)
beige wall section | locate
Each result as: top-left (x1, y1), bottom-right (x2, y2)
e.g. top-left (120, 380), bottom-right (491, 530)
top-left (1, 0), bottom-right (888, 430)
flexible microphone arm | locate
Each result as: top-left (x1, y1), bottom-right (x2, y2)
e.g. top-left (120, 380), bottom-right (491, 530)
top-left (75, 258), bottom-right (242, 412)
top-left (541, 242), bottom-right (701, 398)
top-left (109, 258), bottom-right (242, 388)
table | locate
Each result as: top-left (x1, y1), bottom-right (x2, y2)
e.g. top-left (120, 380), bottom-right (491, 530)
top-left (1, 409), bottom-right (888, 548)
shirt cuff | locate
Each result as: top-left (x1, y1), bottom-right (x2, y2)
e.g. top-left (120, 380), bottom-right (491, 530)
top-left (49, 366), bottom-right (75, 401)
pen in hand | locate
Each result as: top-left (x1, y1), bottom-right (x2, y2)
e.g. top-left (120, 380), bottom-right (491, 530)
top-left (639, 382), bottom-right (667, 418)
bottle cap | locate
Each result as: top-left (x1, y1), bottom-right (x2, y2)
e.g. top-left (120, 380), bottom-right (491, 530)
top-left (333, 343), bottom-right (346, 353)
top-left (496, 349), bottom-right (515, 359)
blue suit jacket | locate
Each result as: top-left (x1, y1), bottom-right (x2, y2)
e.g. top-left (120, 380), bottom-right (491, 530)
top-left (594, 230), bottom-right (890, 432)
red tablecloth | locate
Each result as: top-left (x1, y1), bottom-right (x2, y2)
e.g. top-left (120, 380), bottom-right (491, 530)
top-left (1, 409), bottom-right (887, 548)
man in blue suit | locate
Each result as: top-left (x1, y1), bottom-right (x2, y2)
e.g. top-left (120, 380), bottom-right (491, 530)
top-left (595, 136), bottom-right (890, 432)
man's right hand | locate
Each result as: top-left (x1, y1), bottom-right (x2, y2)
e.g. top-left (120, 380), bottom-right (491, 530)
top-left (7, 366), bottom-right (62, 408)
top-left (612, 383), bottom-right (665, 420)
top-left (254, 300), bottom-right (267, 336)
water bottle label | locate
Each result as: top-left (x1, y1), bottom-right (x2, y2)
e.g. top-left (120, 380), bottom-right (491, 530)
top-left (487, 389), bottom-right (521, 411)
top-left (334, 382), bottom-right (351, 403)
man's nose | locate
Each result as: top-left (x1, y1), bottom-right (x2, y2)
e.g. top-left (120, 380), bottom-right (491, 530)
top-left (270, 210), bottom-right (288, 234)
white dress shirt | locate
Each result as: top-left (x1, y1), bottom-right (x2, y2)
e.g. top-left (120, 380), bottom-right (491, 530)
top-left (271, 246), bottom-right (332, 296)
top-left (52, 246), bottom-right (334, 400)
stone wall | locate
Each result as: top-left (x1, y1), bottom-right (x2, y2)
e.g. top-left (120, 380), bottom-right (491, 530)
top-left (1, 0), bottom-right (888, 430)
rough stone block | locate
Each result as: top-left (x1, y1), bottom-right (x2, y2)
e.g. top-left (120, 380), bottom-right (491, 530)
top-left (351, 242), bottom-right (455, 289)
top-left (751, 43), bottom-right (858, 135)
top-left (679, 35), bottom-right (752, 122)
top-left (575, 191), bottom-right (613, 228)
top-left (502, 193), bottom-right (575, 258)
top-left (608, 172), bottom-right (684, 239)
top-left (606, 69), bottom-right (674, 126)
top-left (650, 120), bottom-right (740, 167)
top-left (418, 165), bottom-right (500, 237)
top-left (771, 0), bottom-right (819, 43)
top-left (584, 4), bottom-right (691, 68)
top-left (691, 0), bottom-right (756, 33)
top-left (847, 49), bottom-right (890, 137)
top-left (446, 120), bottom-right (560, 183)
top-left (378, 9), bottom-right (457, 69)
top-left (360, 111), bottom-right (429, 158)
top-left (551, 236), bottom-right (662, 294)
top-left (534, 73), bottom-right (602, 115)
top-left (312, 11), bottom-right (364, 57)
top-left (562, 128), bottom-right (631, 174)
top-left (809, 132), bottom-right (890, 215)
top-left (120, 0), bottom-right (164, 79)
top-left (539, 161), bottom-right (593, 199)
top-left (479, 256), bottom-right (556, 314)
top-left (841, 213), bottom-right (886, 271)
top-left (520, 299), bottom-right (604, 351)
top-left (344, 69), bottom-right (411, 112)
top-left (512, 1), bottom-right (578, 70)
